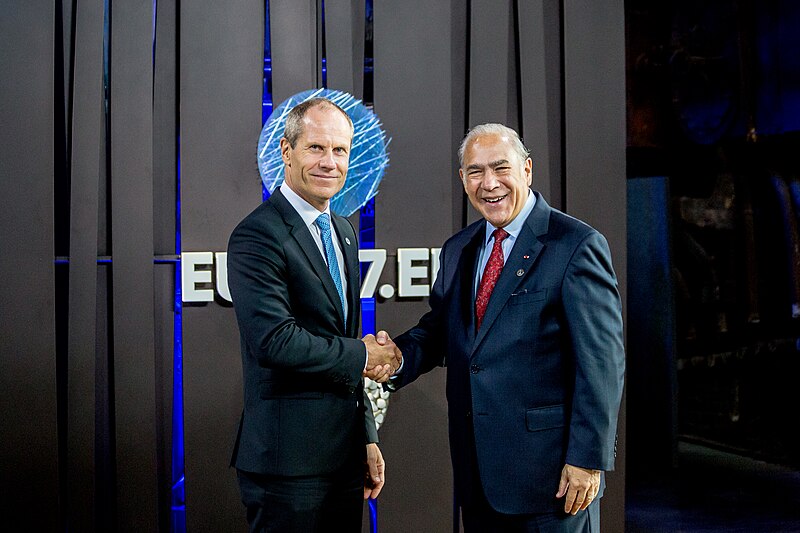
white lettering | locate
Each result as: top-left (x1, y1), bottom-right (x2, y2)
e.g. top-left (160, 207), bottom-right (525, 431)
top-left (181, 252), bottom-right (214, 302)
top-left (215, 252), bottom-right (231, 302)
top-left (358, 248), bottom-right (387, 299)
top-left (397, 248), bottom-right (429, 297)
top-left (181, 248), bottom-right (442, 303)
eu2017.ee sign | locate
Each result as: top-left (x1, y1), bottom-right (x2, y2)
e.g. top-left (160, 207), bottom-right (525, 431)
top-left (181, 248), bottom-right (442, 303)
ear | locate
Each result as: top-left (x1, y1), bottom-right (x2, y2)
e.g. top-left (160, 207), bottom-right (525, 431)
top-left (280, 138), bottom-right (292, 166)
top-left (459, 168), bottom-right (467, 189)
top-left (524, 157), bottom-right (533, 186)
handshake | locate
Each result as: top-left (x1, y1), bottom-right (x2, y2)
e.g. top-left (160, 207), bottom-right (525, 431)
top-left (362, 331), bottom-right (403, 383)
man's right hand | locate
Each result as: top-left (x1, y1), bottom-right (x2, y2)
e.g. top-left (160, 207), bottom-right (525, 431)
top-left (363, 332), bottom-right (401, 382)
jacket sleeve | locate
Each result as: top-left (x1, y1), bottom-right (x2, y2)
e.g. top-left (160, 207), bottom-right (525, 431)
top-left (562, 230), bottom-right (626, 471)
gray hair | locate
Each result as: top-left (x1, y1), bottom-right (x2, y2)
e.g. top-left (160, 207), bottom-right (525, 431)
top-left (457, 123), bottom-right (530, 167)
top-left (283, 97), bottom-right (354, 147)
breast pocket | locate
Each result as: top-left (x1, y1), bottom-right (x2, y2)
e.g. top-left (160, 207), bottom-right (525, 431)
top-left (509, 288), bottom-right (546, 306)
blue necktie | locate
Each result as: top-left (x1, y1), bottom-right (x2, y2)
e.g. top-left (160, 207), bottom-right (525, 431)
top-left (315, 213), bottom-right (346, 319)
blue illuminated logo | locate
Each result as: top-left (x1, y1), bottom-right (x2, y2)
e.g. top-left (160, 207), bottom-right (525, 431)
top-left (257, 88), bottom-right (390, 217)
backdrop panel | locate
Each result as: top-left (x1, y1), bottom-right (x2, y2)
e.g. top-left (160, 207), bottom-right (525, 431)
top-left (325, 0), bottom-right (366, 99)
top-left (0, 3), bottom-right (58, 530)
top-left (468, 0), bottom-right (517, 130)
top-left (180, 1), bottom-right (264, 530)
top-left (110, 1), bottom-right (159, 530)
top-left (270, 0), bottom-right (319, 104)
top-left (518, 0), bottom-right (563, 209)
top-left (64, 0), bottom-right (106, 529)
top-left (154, 0), bottom-right (178, 256)
top-left (373, 1), bottom-right (460, 531)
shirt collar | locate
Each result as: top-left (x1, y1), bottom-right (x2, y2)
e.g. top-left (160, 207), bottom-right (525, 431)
top-left (483, 188), bottom-right (536, 244)
top-left (280, 181), bottom-right (331, 229)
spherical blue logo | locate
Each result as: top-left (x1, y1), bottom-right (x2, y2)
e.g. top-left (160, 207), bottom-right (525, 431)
top-left (257, 88), bottom-right (390, 217)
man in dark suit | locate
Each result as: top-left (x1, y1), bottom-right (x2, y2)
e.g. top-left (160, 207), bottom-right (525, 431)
top-left (227, 97), bottom-right (400, 533)
top-left (388, 123), bottom-right (625, 532)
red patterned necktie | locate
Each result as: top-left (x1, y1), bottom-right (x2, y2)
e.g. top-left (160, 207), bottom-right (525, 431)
top-left (475, 228), bottom-right (510, 330)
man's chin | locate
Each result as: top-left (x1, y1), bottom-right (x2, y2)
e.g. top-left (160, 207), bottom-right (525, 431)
top-left (478, 211), bottom-right (510, 227)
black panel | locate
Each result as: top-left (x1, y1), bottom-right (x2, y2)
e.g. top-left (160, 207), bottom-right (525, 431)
top-left (154, 265), bottom-right (176, 533)
top-left (324, 0), bottom-right (365, 98)
top-left (95, 264), bottom-right (115, 531)
top-left (468, 0), bottom-right (516, 129)
top-left (0, 1), bottom-right (58, 530)
top-left (451, 0), bottom-right (469, 231)
top-left (466, 0), bottom-right (517, 225)
top-left (66, 0), bottom-right (106, 529)
top-left (270, 0), bottom-right (318, 104)
top-left (374, 1), bottom-right (458, 248)
top-left (373, 1), bottom-right (459, 531)
top-left (110, 1), bottom-right (159, 530)
top-left (154, 0), bottom-right (178, 256)
top-left (518, 0), bottom-right (563, 209)
top-left (179, 1), bottom-right (263, 530)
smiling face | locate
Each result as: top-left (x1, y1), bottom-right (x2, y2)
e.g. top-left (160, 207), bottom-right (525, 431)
top-left (280, 104), bottom-right (353, 211)
top-left (459, 132), bottom-right (532, 228)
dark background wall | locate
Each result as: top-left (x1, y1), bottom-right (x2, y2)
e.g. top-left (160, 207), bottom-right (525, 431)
top-left (0, 1), bottom-right (625, 531)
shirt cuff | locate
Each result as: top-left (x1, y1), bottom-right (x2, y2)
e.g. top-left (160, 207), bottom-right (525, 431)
top-left (389, 355), bottom-right (404, 379)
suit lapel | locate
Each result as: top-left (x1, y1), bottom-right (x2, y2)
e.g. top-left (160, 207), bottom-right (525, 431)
top-left (472, 192), bottom-right (551, 353)
top-left (270, 190), bottom-right (346, 330)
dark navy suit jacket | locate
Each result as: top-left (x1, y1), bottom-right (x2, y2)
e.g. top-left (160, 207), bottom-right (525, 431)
top-left (394, 191), bottom-right (625, 514)
top-left (227, 189), bottom-right (377, 477)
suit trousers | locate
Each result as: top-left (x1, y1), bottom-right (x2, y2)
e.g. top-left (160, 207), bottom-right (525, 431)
top-left (236, 464), bottom-right (363, 533)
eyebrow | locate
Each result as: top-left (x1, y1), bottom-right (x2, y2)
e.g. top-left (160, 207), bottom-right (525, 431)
top-left (465, 159), bottom-right (510, 171)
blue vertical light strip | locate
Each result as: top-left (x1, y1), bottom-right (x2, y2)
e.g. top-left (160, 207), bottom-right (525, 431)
top-left (359, 200), bottom-right (376, 335)
top-left (262, 1), bottom-right (273, 201)
top-left (169, 0), bottom-right (187, 526)
top-left (170, 134), bottom-right (186, 532)
top-left (320, 0), bottom-right (327, 88)
top-left (360, 1), bottom-right (378, 531)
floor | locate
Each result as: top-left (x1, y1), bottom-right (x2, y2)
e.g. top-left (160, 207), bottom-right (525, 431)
top-left (626, 441), bottom-right (800, 532)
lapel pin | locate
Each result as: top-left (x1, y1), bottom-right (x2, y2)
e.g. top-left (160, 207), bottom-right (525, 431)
top-left (523, 254), bottom-right (530, 259)
top-left (345, 237), bottom-right (351, 246)
top-left (516, 269), bottom-right (525, 277)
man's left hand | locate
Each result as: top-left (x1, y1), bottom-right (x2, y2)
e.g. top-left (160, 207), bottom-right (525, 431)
top-left (555, 463), bottom-right (600, 515)
top-left (364, 443), bottom-right (385, 500)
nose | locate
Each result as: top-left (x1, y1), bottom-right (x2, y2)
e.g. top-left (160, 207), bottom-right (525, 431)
top-left (319, 149), bottom-right (336, 170)
top-left (481, 171), bottom-right (499, 190)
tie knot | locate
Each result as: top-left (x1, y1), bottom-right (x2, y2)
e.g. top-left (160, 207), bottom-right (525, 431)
top-left (492, 228), bottom-right (509, 244)
top-left (316, 213), bottom-right (331, 232)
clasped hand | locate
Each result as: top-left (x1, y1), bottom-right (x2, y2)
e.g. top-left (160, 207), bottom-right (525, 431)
top-left (362, 330), bottom-right (402, 383)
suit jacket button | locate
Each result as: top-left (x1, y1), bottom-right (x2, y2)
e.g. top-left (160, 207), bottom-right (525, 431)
top-left (470, 364), bottom-right (480, 374)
